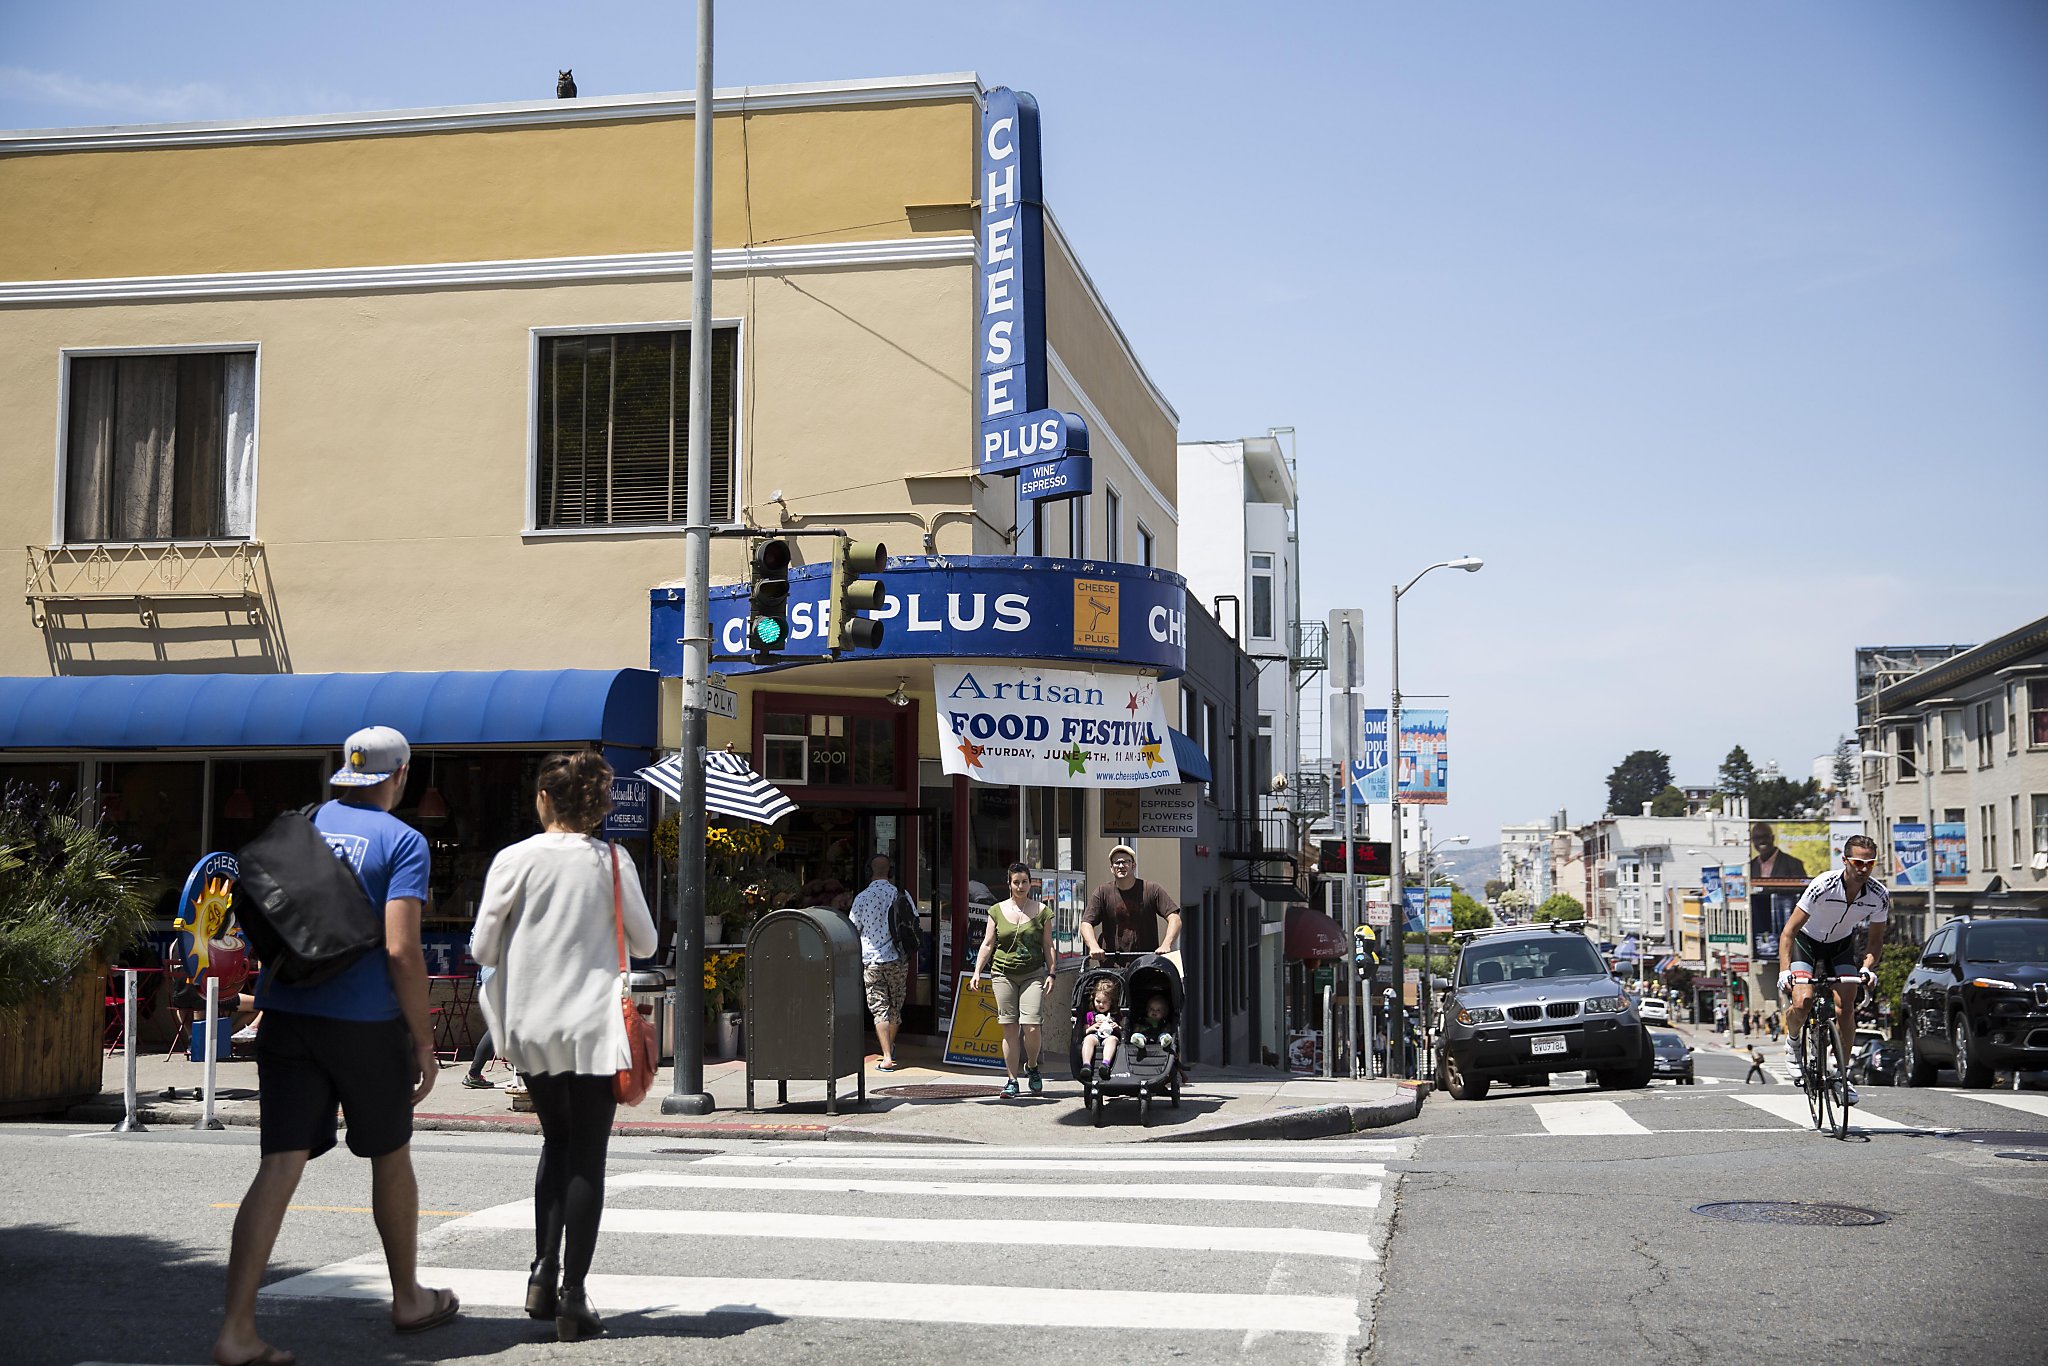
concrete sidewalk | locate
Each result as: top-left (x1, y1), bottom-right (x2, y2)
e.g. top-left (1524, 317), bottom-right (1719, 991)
top-left (67, 1036), bottom-right (1421, 1144)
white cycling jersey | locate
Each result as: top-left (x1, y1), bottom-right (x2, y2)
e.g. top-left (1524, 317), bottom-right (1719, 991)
top-left (1792, 869), bottom-right (1889, 942)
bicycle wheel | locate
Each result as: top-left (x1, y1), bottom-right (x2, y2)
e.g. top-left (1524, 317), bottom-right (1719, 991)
top-left (1805, 1016), bottom-right (1834, 1134)
top-left (1819, 1016), bottom-right (1853, 1139)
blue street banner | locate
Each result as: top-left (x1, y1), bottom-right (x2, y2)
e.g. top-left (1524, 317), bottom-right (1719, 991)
top-left (1722, 866), bottom-right (1747, 900)
top-left (1427, 886), bottom-right (1454, 930)
top-left (1701, 867), bottom-right (1722, 906)
top-left (1892, 821), bottom-right (1929, 888)
top-left (1932, 821), bottom-right (1967, 885)
top-left (1402, 886), bottom-right (1426, 932)
top-left (1348, 708), bottom-right (1447, 804)
top-left (1349, 708), bottom-right (1392, 803)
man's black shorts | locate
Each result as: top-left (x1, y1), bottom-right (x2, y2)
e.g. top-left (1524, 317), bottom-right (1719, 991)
top-left (256, 1011), bottom-right (414, 1159)
top-left (1790, 930), bottom-right (1858, 982)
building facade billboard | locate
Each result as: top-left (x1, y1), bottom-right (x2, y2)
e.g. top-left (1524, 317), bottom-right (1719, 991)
top-left (1892, 820), bottom-right (1929, 888)
top-left (1933, 821), bottom-right (1968, 885)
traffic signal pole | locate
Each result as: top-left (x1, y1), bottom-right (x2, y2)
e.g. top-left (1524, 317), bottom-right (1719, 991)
top-left (663, 0), bottom-right (716, 1116)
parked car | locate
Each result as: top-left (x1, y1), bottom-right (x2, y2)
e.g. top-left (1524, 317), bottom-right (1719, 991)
top-left (1899, 916), bottom-right (2048, 1087)
top-left (1850, 1028), bottom-right (1900, 1087)
top-left (1435, 920), bottom-right (1652, 1101)
top-left (1637, 996), bottom-right (1671, 1024)
top-left (1648, 1028), bottom-right (1694, 1083)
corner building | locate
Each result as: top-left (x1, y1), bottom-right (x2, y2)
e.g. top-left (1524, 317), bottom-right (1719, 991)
top-left (0, 75), bottom-right (1266, 1054)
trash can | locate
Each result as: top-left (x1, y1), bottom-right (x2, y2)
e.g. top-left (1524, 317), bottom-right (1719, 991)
top-left (629, 969), bottom-right (672, 1064)
top-left (743, 907), bottom-right (866, 1114)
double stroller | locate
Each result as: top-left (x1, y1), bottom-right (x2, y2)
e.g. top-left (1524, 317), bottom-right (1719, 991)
top-left (1069, 952), bottom-right (1184, 1126)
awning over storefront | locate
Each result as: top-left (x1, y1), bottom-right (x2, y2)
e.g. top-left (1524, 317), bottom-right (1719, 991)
top-left (1284, 904), bottom-right (1347, 961)
top-left (1169, 728), bottom-right (1211, 784)
top-left (0, 669), bottom-right (659, 750)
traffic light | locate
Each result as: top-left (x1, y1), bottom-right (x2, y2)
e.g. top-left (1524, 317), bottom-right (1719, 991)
top-left (827, 537), bottom-right (887, 651)
top-left (1352, 924), bottom-right (1380, 979)
top-left (746, 538), bottom-right (793, 654)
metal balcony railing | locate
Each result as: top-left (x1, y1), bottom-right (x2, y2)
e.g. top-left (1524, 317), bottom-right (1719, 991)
top-left (26, 541), bottom-right (266, 627)
top-left (1292, 618), bottom-right (1326, 675)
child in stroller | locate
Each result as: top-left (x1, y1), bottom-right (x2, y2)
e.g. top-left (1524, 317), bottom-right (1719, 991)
top-left (1127, 991), bottom-right (1175, 1057)
top-left (1079, 979), bottom-right (1121, 1079)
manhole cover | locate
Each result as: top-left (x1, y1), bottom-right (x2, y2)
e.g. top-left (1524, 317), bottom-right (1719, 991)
top-left (877, 1083), bottom-right (1004, 1100)
top-left (1995, 1151), bottom-right (2048, 1162)
top-left (1942, 1129), bottom-right (2048, 1149)
top-left (1692, 1201), bottom-right (1889, 1227)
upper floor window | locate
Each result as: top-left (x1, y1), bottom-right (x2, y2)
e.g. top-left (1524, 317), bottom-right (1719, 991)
top-left (1940, 708), bottom-right (1966, 771)
top-left (2031, 681), bottom-right (2048, 750)
top-left (2010, 683), bottom-right (2023, 755)
top-left (64, 350), bottom-right (256, 543)
top-left (535, 326), bottom-right (736, 530)
top-left (1975, 699), bottom-right (1997, 768)
top-left (1893, 725), bottom-right (1917, 780)
top-left (1137, 522), bottom-right (1155, 568)
top-left (1250, 552), bottom-right (1275, 640)
top-left (1103, 485), bottom-right (1123, 562)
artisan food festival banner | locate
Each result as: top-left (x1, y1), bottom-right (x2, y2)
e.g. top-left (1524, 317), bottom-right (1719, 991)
top-left (934, 663), bottom-right (1178, 788)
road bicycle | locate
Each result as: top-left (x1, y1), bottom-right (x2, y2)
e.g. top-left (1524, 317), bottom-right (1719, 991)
top-left (1795, 970), bottom-right (1862, 1139)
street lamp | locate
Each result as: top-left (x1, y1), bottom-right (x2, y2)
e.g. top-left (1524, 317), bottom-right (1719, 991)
top-left (1387, 556), bottom-right (1482, 1078)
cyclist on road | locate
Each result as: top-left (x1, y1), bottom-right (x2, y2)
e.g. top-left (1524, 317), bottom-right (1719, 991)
top-left (1777, 834), bottom-right (1888, 1103)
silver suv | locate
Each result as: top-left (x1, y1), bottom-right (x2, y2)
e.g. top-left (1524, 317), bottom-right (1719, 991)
top-left (1435, 921), bottom-right (1653, 1100)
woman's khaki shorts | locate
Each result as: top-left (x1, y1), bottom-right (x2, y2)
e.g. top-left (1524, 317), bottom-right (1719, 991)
top-left (992, 971), bottom-right (1046, 1025)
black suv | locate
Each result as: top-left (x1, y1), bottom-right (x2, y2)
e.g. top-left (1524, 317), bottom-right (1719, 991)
top-left (1435, 921), bottom-right (1652, 1100)
top-left (1898, 916), bottom-right (2048, 1087)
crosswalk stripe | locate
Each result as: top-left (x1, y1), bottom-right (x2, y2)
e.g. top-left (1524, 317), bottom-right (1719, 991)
top-left (691, 1154), bottom-right (1387, 1177)
top-left (1942, 1090), bottom-right (2048, 1119)
top-left (608, 1171), bottom-right (1380, 1210)
top-left (788, 1140), bottom-right (1404, 1158)
top-left (263, 1264), bottom-right (1363, 1336)
top-left (1731, 1094), bottom-right (1913, 1129)
top-left (447, 1203), bottom-right (1377, 1261)
top-left (1533, 1101), bottom-right (1652, 1135)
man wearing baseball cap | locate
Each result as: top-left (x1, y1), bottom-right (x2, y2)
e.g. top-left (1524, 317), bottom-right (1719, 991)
top-left (1081, 844), bottom-right (1182, 958)
top-left (215, 725), bottom-right (458, 1366)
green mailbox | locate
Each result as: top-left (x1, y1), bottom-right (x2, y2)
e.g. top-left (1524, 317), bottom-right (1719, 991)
top-left (744, 907), bottom-right (867, 1114)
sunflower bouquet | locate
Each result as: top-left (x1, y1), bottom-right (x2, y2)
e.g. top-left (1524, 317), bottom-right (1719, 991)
top-left (703, 950), bottom-right (745, 1016)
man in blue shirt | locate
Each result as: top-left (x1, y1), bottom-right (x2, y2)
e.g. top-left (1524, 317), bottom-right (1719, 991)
top-left (213, 727), bottom-right (458, 1366)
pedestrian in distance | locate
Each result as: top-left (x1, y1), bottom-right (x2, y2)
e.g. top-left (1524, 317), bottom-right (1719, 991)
top-left (462, 965), bottom-right (499, 1088)
top-left (1745, 1045), bottom-right (1769, 1083)
top-left (847, 854), bottom-right (910, 1071)
top-left (212, 726), bottom-right (457, 1366)
top-left (471, 753), bottom-right (658, 1342)
top-left (1080, 843), bottom-right (1182, 957)
top-left (968, 862), bottom-right (1056, 1098)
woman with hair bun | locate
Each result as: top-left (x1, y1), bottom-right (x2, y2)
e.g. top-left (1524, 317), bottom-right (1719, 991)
top-left (471, 751), bottom-right (656, 1341)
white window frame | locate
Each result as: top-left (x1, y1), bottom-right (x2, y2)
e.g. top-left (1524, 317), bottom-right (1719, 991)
top-left (1940, 708), bottom-right (1966, 771)
top-left (2012, 794), bottom-right (2024, 869)
top-left (1893, 724), bottom-right (1918, 780)
top-left (52, 342), bottom-right (264, 546)
top-left (1102, 484), bottom-right (1122, 563)
top-left (1975, 699), bottom-right (1996, 769)
top-left (2033, 793), bottom-right (2048, 859)
top-left (1249, 551), bottom-right (1276, 641)
top-left (525, 317), bottom-right (746, 538)
top-left (2010, 683), bottom-right (2022, 756)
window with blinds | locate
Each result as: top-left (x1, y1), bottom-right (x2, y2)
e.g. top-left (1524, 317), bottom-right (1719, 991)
top-left (536, 327), bottom-right (737, 529)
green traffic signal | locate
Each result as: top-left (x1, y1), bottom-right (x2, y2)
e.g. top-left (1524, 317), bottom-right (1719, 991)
top-left (747, 537), bottom-right (793, 653)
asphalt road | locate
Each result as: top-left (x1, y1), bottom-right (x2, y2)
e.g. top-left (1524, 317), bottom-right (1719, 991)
top-left (0, 1123), bottom-right (1399, 1366)
top-left (1366, 1045), bottom-right (2048, 1365)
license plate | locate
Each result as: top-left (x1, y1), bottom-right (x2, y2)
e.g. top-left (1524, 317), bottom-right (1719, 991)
top-left (1531, 1035), bottom-right (1567, 1057)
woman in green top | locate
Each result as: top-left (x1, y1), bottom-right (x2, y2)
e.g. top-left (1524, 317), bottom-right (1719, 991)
top-left (968, 862), bottom-right (1057, 1097)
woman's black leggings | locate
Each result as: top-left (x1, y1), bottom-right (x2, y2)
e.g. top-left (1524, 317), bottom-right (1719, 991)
top-left (524, 1071), bottom-right (618, 1288)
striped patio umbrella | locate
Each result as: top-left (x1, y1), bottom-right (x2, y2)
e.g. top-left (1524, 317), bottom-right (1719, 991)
top-left (635, 751), bottom-right (796, 825)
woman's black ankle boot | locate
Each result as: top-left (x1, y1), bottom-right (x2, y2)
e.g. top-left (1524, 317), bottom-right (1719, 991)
top-left (525, 1259), bottom-right (559, 1320)
top-left (556, 1285), bottom-right (605, 1341)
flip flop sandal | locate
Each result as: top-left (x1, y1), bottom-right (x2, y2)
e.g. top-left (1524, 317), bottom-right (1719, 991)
top-left (395, 1287), bottom-right (461, 1335)
top-left (875, 1061), bottom-right (901, 1071)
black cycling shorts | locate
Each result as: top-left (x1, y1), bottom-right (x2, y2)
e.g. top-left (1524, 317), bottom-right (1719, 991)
top-left (1789, 930), bottom-right (1858, 983)
top-left (256, 1011), bottom-right (415, 1159)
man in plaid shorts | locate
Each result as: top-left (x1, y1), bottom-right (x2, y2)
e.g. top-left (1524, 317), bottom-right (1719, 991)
top-left (848, 854), bottom-right (911, 1071)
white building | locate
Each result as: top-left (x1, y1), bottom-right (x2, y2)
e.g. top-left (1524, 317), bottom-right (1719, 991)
top-left (1177, 434), bottom-right (1302, 843)
top-left (1499, 820), bottom-right (1553, 913)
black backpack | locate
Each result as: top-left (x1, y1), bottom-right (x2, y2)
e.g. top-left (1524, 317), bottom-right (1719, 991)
top-left (236, 805), bottom-right (384, 987)
top-left (891, 890), bottom-right (922, 963)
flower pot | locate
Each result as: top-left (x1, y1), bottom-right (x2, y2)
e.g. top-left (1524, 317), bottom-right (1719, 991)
top-left (0, 963), bottom-right (105, 1118)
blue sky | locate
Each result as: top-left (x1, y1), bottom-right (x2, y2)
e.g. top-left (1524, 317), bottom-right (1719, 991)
top-left (4, 2), bottom-right (2041, 848)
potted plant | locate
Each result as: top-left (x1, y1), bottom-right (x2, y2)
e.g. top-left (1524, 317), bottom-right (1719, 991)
top-left (0, 782), bottom-right (153, 1116)
top-left (705, 950), bottom-right (745, 1059)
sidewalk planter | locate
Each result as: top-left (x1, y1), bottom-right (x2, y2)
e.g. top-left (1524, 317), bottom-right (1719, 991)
top-left (0, 963), bottom-right (103, 1118)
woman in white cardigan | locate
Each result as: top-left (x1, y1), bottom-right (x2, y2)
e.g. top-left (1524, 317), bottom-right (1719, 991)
top-left (471, 752), bottom-right (656, 1342)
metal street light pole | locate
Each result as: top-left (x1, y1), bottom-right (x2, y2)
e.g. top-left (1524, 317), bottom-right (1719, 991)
top-left (663, 0), bottom-right (717, 1116)
top-left (1386, 555), bottom-right (1481, 1079)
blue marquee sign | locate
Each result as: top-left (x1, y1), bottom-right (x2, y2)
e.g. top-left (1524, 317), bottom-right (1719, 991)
top-left (979, 87), bottom-right (1089, 502)
top-left (1018, 454), bottom-right (1093, 502)
top-left (650, 556), bottom-right (1187, 678)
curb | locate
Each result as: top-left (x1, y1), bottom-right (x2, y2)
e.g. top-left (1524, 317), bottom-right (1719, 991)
top-left (1145, 1081), bottom-right (1428, 1143)
top-left (62, 1100), bottom-right (838, 1142)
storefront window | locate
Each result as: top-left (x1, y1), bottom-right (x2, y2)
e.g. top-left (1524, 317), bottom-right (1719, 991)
top-left (210, 757), bottom-right (326, 848)
top-left (0, 760), bottom-right (81, 807)
top-left (99, 760), bottom-right (207, 922)
top-left (754, 694), bottom-right (915, 805)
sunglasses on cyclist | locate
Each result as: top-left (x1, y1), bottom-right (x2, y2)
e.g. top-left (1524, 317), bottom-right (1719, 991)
top-left (1844, 857), bottom-right (1877, 870)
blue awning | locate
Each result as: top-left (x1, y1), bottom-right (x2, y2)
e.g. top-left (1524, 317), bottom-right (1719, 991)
top-left (0, 669), bottom-right (658, 751)
top-left (1169, 727), bottom-right (1211, 784)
